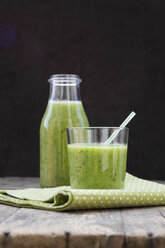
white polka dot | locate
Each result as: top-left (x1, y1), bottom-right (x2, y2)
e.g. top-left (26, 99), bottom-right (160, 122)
top-left (91, 197), bottom-right (93, 200)
top-left (160, 198), bottom-right (163, 201)
top-left (164, 193), bottom-right (165, 196)
top-left (93, 201), bottom-right (96, 204)
top-left (78, 201), bottom-right (81, 204)
top-left (101, 192), bottom-right (104, 195)
top-left (108, 192), bottom-right (111, 195)
top-left (86, 201), bottom-right (89, 204)
top-left (86, 192), bottom-right (89, 195)
top-left (136, 202), bottom-right (138, 204)
top-left (137, 193), bottom-right (139, 196)
top-left (116, 193), bottom-right (118, 195)
top-left (98, 196), bottom-right (101, 200)
top-left (120, 197), bottom-right (122, 200)
top-left (75, 196), bottom-right (79, 199)
top-left (142, 202), bottom-right (145, 204)
top-left (123, 193), bottom-right (125, 195)
top-left (157, 193), bottom-right (159, 196)
top-left (141, 198), bottom-right (143, 200)
top-left (127, 197), bottom-right (129, 200)
top-left (143, 193), bottom-right (146, 196)
top-left (83, 197), bottom-right (86, 200)
top-left (147, 198), bottom-right (149, 200)
top-left (134, 197), bottom-right (136, 200)
top-left (79, 192), bottom-right (82, 195)
top-left (113, 197), bottom-right (115, 200)
top-left (93, 192), bottom-right (96, 195)
top-left (106, 197), bottom-right (108, 199)
top-left (150, 193), bottom-right (153, 196)
top-left (130, 192), bottom-right (132, 195)
top-left (154, 198), bottom-right (156, 201)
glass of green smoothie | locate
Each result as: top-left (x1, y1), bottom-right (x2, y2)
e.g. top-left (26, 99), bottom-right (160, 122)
top-left (67, 127), bottom-right (129, 189)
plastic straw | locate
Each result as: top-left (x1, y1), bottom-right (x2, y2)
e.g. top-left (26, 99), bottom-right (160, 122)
top-left (105, 111), bottom-right (136, 144)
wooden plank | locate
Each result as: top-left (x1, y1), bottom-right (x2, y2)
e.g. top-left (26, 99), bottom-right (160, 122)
top-left (1, 178), bottom-right (165, 248)
top-left (0, 177), bottom-right (39, 190)
top-left (121, 206), bottom-right (165, 248)
top-left (0, 208), bottom-right (124, 248)
top-left (158, 206), bottom-right (165, 219)
top-left (0, 205), bottom-right (20, 224)
top-left (0, 205), bottom-right (21, 248)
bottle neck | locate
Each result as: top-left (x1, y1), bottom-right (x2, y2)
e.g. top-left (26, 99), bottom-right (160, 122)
top-left (49, 83), bottom-right (81, 101)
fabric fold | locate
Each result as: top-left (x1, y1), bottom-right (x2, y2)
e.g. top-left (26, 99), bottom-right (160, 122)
top-left (0, 173), bottom-right (165, 211)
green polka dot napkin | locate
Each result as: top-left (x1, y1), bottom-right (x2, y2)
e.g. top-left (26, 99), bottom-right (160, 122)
top-left (0, 173), bottom-right (165, 211)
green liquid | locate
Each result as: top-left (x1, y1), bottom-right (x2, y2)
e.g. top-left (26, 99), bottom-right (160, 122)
top-left (40, 100), bottom-right (89, 187)
top-left (68, 143), bottom-right (128, 189)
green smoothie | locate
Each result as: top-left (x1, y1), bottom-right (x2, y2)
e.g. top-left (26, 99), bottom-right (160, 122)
top-left (40, 100), bottom-right (89, 187)
top-left (68, 143), bottom-right (128, 189)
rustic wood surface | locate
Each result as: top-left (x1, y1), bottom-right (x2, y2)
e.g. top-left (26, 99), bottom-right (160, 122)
top-left (0, 178), bottom-right (165, 248)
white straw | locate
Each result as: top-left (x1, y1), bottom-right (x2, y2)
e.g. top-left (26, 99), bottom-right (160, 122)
top-left (105, 111), bottom-right (136, 144)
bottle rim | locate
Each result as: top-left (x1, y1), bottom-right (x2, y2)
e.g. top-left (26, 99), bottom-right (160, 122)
top-left (48, 74), bottom-right (82, 85)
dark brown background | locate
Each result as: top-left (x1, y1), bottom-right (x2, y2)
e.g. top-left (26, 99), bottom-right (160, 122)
top-left (0, 0), bottom-right (165, 179)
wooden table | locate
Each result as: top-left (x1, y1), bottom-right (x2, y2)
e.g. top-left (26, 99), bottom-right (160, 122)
top-left (0, 178), bottom-right (165, 248)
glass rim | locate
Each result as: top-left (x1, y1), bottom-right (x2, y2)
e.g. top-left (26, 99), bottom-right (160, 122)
top-left (67, 127), bottom-right (129, 131)
top-left (48, 74), bottom-right (82, 84)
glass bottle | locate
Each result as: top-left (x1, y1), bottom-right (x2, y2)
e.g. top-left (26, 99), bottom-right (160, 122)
top-left (40, 74), bottom-right (89, 187)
